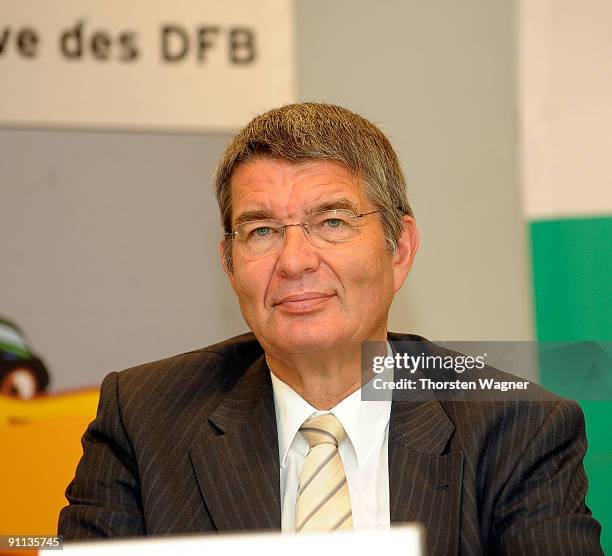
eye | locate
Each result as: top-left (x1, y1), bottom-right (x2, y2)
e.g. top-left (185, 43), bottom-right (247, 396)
top-left (253, 226), bottom-right (272, 237)
top-left (247, 225), bottom-right (279, 240)
top-left (322, 217), bottom-right (348, 229)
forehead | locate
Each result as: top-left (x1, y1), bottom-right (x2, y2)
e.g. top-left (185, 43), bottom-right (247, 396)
top-left (229, 157), bottom-right (368, 218)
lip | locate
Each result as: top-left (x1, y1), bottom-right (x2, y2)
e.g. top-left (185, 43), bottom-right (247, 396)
top-left (274, 292), bottom-right (335, 313)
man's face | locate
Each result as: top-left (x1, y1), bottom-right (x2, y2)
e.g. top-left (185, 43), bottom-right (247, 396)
top-left (222, 157), bottom-right (415, 357)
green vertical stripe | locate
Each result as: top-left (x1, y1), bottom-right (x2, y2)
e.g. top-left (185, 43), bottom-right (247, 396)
top-left (530, 216), bottom-right (612, 552)
top-left (531, 216), bottom-right (611, 342)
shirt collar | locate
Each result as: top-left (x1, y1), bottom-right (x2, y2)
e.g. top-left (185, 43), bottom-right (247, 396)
top-left (270, 371), bottom-right (318, 468)
top-left (270, 343), bottom-right (393, 470)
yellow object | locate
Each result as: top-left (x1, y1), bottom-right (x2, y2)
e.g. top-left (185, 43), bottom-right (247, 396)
top-left (0, 389), bottom-right (99, 536)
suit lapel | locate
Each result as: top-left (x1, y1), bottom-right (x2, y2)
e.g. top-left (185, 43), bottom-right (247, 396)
top-left (189, 355), bottom-right (281, 532)
top-left (388, 379), bottom-right (464, 554)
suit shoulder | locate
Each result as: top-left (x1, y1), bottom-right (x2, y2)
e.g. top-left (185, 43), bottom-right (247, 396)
top-left (388, 332), bottom-right (581, 438)
top-left (112, 332), bottom-right (263, 394)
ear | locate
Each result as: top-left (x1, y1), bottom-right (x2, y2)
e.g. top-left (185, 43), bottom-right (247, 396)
top-left (219, 238), bottom-right (237, 291)
top-left (392, 215), bottom-right (419, 293)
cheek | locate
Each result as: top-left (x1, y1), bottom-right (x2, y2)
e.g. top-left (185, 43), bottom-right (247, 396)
top-left (233, 272), bottom-right (259, 302)
top-left (327, 250), bottom-right (394, 300)
top-left (345, 241), bottom-right (393, 279)
top-left (353, 264), bottom-right (394, 319)
top-left (233, 260), bottom-right (273, 303)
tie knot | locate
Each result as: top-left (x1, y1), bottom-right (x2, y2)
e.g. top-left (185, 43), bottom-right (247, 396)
top-left (299, 413), bottom-right (347, 448)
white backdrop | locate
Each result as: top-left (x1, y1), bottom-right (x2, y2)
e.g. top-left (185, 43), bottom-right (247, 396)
top-left (0, 0), bottom-right (296, 131)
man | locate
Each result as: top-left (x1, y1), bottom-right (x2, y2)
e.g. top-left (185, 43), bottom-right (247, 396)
top-left (59, 103), bottom-right (603, 554)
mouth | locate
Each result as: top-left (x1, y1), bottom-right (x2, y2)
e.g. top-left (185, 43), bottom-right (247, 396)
top-left (273, 292), bottom-right (335, 314)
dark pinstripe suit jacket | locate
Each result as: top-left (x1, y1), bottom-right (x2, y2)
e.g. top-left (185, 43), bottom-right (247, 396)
top-left (58, 332), bottom-right (603, 555)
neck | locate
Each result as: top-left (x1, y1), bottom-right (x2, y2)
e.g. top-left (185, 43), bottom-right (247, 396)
top-left (265, 334), bottom-right (388, 410)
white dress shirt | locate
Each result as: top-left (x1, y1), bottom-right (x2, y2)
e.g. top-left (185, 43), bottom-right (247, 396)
top-left (270, 365), bottom-right (392, 532)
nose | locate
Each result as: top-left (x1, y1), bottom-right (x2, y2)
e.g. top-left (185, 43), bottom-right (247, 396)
top-left (275, 224), bottom-right (320, 277)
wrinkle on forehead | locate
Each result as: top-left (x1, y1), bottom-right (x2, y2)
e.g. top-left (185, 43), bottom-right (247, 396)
top-left (230, 159), bottom-right (368, 224)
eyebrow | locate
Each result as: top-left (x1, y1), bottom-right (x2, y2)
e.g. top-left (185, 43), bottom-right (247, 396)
top-left (232, 198), bottom-right (361, 227)
top-left (233, 209), bottom-right (275, 227)
top-left (306, 198), bottom-right (361, 214)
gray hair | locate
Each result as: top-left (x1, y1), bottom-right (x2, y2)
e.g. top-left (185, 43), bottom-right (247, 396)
top-left (214, 102), bottom-right (413, 272)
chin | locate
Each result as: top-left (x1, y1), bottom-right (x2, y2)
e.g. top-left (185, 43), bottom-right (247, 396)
top-left (267, 323), bottom-right (348, 355)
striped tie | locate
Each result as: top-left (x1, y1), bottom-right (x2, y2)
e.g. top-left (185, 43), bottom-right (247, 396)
top-left (295, 413), bottom-right (353, 532)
